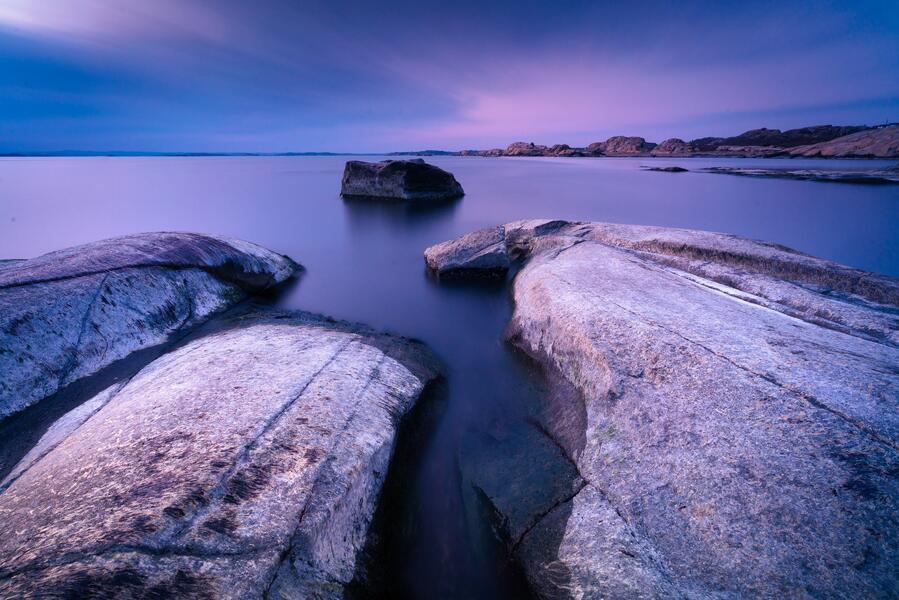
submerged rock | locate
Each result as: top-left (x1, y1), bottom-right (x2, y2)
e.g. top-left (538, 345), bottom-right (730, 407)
top-left (0, 309), bottom-right (439, 598)
top-left (425, 221), bottom-right (899, 598)
top-left (702, 165), bottom-right (899, 184)
top-left (340, 159), bottom-right (464, 201)
top-left (642, 165), bottom-right (688, 173)
top-left (0, 233), bottom-right (298, 421)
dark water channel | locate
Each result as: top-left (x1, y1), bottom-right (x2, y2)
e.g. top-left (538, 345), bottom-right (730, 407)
top-left (1, 155), bottom-right (897, 597)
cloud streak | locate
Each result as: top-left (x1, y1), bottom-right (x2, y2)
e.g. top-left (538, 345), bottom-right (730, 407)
top-left (1, 0), bottom-right (897, 152)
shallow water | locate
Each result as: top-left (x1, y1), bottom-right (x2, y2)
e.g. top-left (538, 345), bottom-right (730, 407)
top-left (1, 155), bottom-right (897, 597)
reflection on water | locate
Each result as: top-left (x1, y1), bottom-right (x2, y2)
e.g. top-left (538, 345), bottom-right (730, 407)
top-left (1, 156), bottom-right (897, 598)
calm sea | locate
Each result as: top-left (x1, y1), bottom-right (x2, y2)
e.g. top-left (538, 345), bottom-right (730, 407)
top-left (1, 155), bottom-right (897, 598)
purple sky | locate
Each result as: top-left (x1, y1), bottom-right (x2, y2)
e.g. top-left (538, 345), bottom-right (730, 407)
top-left (1, 0), bottom-right (897, 152)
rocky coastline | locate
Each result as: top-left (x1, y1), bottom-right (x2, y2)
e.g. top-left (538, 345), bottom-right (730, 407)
top-left (443, 124), bottom-right (899, 159)
top-left (425, 220), bottom-right (899, 598)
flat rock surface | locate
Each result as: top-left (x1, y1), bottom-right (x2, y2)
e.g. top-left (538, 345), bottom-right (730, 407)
top-left (340, 159), bottom-right (464, 201)
top-left (427, 220), bottom-right (899, 598)
top-left (0, 233), bottom-right (298, 421)
top-left (0, 309), bottom-right (439, 599)
top-left (702, 165), bottom-right (899, 184)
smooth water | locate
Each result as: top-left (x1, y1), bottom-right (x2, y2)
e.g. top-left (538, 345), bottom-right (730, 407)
top-left (1, 156), bottom-right (897, 597)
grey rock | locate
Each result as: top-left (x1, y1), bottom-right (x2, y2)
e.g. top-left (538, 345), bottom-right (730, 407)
top-left (0, 233), bottom-right (299, 421)
top-left (423, 226), bottom-right (510, 278)
top-left (340, 159), bottom-right (464, 201)
top-left (0, 309), bottom-right (439, 599)
top-left (426, 220), bottom-right (899, 598)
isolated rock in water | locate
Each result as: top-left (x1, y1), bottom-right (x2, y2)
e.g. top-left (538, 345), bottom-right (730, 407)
top-left (586, 136), bottom-right (657, 156)
top-left (702, 165), bottom-right (899, 184)
top-left (426, 220), bottom-right (899, 598)
top-left (505, 141), bottom-right (549, 156)
top-left (643, 165), bottom-right (688, 173)
top-left (424, 226), bottom-right (510, 278)
top-left (0, 233), bottom-right (298, 421)
top-left (789, 124), bottom-right (899, 158)
top-left (650, 138), bottom-right (695, 156)
top-left (340, 159), bottom-right (464, 201)
top-left (0, 309), bottom-right (439, 598)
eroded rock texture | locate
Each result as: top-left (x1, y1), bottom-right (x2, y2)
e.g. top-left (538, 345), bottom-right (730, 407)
top-left (340, 159), bottom-right (464, 201)
top-left (0, 309), bottom-right (439, 598)
top-left (425, 220), bottom-right (899, 598)
top-left (0, 233), bottom-right (298, 421)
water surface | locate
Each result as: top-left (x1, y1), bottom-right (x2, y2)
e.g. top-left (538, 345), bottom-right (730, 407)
top-left (1, 155), bottom-right (897, 597)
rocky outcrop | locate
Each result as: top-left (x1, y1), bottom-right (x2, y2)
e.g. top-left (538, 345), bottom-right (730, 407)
top-left (702, 165), bottom-right (899, 184)
top-left (505, 142), bottom-right (549, 157)
top-left (0, 308), bottom-right (439, 598)
top-left (710, 144), bottom-right (785, 157)
top-left (548, 144), bottom-right (585, 157)
top-left (340, 159), bottom-right (464, 201)
top-left (424, 226), bottom-right (510, 278)
top-left (789, 125), bottom-right (899, 158)
top-left (691, 125), bottom-right (871, 151)
top-left (649, 138), bottom-right (695, 156)
top-left (586, 136), bottom-right (657, 156)
top-left (425, 221), bottom-right (899, 598)
top-left (0, 233), bottom-right (298, 421)
top-left (642, 166), bottom-right (688, 173)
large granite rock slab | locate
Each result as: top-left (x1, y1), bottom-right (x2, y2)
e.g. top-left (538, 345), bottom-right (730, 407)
top-left (424, 226), bottom-right (510, 278)
top-left (0, 309), bottom-right (439, 598)
top-left (340, 159), bottom-right (464, 201)
top-left (425, 221), bottom-right (899, 598)
top-left (0, 233), bottom-right (298, 421)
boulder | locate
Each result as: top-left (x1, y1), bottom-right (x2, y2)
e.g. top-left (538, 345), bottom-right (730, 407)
top-left (586, 136), bottom-right (657, 156)
top-left (0, 309), bottom-right (439, 598)
top-left (505, 142), bottom-right (549, 157)
top-left (340, 159), bottom-right (464, 201)
top-left (425, 220), bottom-right (899, 598)
top-left (424, 226), bottom-right (510, 279)
top-left (0, 233), bottom-right (298, 421)
top-left (789, 125), bottom-right (899, 158)
top-left (649, 138), bottom-right (695, 156)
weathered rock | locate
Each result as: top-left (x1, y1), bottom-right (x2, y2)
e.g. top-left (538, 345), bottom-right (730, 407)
top-left (505, 142), bottom-right (549, 157)
top-left (424, 226), bottom-right (510, 278)
top-left (586, 136), bottom-right (657, 156)
top-left (649, 138), bottom-right (695, 156)
top-left (426, 220), bottom-right (899, 598)
top-left (702, 165), bottom-right (899, 184)
top-left (548, 144), bottom-right (585, 157)
top-left (712, 144), bottom-right (786, 157)
top-left (0, 233), bottom-right (298, 421)
top-left (340, 159), bottom-right (464, 201)
top-left (789, 124), bottom-right (899, 158)
top-left (0, 309), bottom-right (439, 598)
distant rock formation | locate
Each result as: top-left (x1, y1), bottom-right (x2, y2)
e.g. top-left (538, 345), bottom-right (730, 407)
top-left (504, 142), bottom-right (549, 156)
top-left (586, 136), bottom-right (657, 156)
top-left (703, 164), bottom-right (899, 184)
top-left (788, 125), bottom-right (899, 158)
top-left (340, 159), bottom-right (464, 201)
top-left (691, 125), bottom-right (870, 151)
top-left (650, 138), bottom-right (696, 156)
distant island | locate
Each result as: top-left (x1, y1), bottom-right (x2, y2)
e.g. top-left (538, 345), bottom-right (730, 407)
top-left (399, 123), bottom-right (899, 159)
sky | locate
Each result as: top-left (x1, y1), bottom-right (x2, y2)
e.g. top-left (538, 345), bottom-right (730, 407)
top-left (1, 0), bottom-right (897, 153)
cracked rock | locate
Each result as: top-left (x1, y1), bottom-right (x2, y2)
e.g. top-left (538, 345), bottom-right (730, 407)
top-left (426, 220), bottom-right (899, 598)
top-left (0, 309), bottom-right (439, 599)
top-left (0, 233), bottom-right (299, 421)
